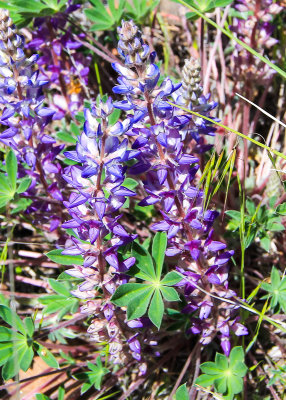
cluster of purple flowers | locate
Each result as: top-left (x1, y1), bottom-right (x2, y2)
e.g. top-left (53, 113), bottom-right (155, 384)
top-left (0, 9), bottom-right (64, 232)
top-left (27, 2), bottom-right (91, 116)
top-left (110, 20), bottom-right (247, 356)
top-left (61, 19), bottom-right (247, 362)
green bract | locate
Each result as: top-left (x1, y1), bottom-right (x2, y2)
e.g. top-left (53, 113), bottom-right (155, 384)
top-left (195, 347), bottom-right (247, 400)
top-left (111, 232), bottom-right (182, 329)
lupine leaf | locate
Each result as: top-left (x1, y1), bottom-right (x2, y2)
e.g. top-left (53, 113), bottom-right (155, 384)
top-left (0, 305), bottom-right (26, 335)
top-left (6, 149), bottom-right (17, 193)
top-left (45, 249), bottom-right (84, 266)
top-left (160, 271), bottom-right (182, 286)
top-left (132, 242), bottom-right (156, 281)
top-left (152, 231), bottom-right (167, 280)
top-left (126, 287), bottom-right (154, 320)
top-left (175, 383), bottom-right (189, 400)
top-left (111, 283), bottom-right (151, 307)
top-left (148, 289), bottom-right (164, 329)
top-left (16, 177), bottom-right (31, 193)
top-left (160, 286), bottom-right (180, 302)
top-left (35, 343), bottom-right (59, 369)
top-left (19, 346), bottom-right (34, 371)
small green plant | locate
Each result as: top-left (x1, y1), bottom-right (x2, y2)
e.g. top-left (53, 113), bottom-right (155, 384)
top-left (111, 232), bottom-right (182, 329)
top-left (0, 0), bottom-right (67, 26)
top-left (84, 0), bottom-right (127, 32)
top-left (226, 197), bottom-right (284, 251)
top-left (73, 357), bottom-right (109, 394)
top-left (84, 0), bottom-right (159, 32)
top-left (38, 278), bottom-right (80, 321)
top-left (195, 346), bottom-right (248, 400)
top-left (0, 304), bottom-right (59, 380)
top-left (261, 267), bottom-right (286, 313)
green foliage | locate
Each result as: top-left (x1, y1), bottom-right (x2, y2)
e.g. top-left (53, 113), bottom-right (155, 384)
top-left (0, 0), bottom-right (67, 26)
top-left (268, 364), bottom-right (286, 386)
top-left (0, 305), bottom-right (59, 380)
top-left (73, 357), bottom-right (109, 394)
top-left (0, 149), bottom-right (32, 211)
top-left (195, 347), bottom-right (247, 400)
top-left (45, 249), bottom-right (84, 265)
top-left (84, 0), bottom-right (159, 32)
top-left (124, 0), bottom-right (160, 24)
top-left (226, 197), bottom-right (284, 251)
top-left (85, 0), bottom-right (126, 31)
top-left (171, 0), bottom-right (233, 20)
top-left (261, 267), bottom-right (286, 313)
top-left (38, 278), bottom-right (79, 320)
top-left (175, 383), bottom-right (189, 399)
top-left (111, 232), bottom-right (182, 329)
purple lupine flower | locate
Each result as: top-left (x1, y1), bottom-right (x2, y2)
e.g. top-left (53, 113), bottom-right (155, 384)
top-left (0, 9), bottom-right (65, 232)
top-left (26, 3), bottom-right (91, 115)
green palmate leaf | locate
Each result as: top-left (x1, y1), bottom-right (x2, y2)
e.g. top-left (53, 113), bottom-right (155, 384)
top-left (195, 346), bottom-right (247, 400)
top-left (276, 203), bottom-right (286, 216)
top-left (195, 373), bottom-right (217, 387)
top-left (45, 249), bottom-right (84, 266)
top-left (201, 361), bottom-right (224, 375)
top-left (2, 343), bottom-right (27, 380)
top-left (48, 278), bottom-right (71, 297)
top-left (261, 266), bottom-right (286, 313)
top-left (160, 271), bottom-right (182, 286)
top-left (0, 172), bottom-right (13, 194)
top-left (160, 286), bottom-right (180, 302)
top-left (24, 317), bottom-right (34, 338)
top-left (0, 342), bottom-right (14, 367)
top-left (74, 358), bottom-right (109, 394)
top-left (0, 194), bottom-right (13, 208)
top-left (111, 283), bottom-right (151, 307)
top-left (19, 346), bottom-right (34, 371)
top-left (0, 305), bottom-right (27, 335)
top-left (35, 343), bottom-right (59, 369)
top-left (215, 353), bottom-right (228, 370)
top-left (126, 287), bottom-right (154, 320)
top-left (148, 289), bottom-right (164, 329)
top-left (132, 242), bottom-right (156, 281)
top-left (175, 383), bottom-right (189, 400)
top-left (16, 177), bottom-right (31, 193)
top-left (152, 232), bottom-right (167, 279)
top-left (6, 149), bottom-right (17, 193)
